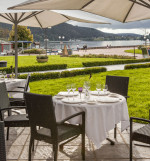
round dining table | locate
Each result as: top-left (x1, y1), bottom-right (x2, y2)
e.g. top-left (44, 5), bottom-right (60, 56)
top-left (53, 91), bottom-right (129, 149)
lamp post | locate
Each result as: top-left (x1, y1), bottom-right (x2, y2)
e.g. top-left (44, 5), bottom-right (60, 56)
top-left (59, 36), bottom-right (65, 49)
top-left (44, 38), bottom-right (49, 55)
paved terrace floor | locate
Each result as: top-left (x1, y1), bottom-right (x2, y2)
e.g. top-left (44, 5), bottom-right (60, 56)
top-left (6, 121), bottom-right (150, 161)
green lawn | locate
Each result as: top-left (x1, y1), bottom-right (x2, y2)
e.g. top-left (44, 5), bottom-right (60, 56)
top-left (125, 49), bottom-right (142, 54)
top-left (0, 55), bottom-right (120, 68)
top-left (29, 68), bottom-right (150, 120)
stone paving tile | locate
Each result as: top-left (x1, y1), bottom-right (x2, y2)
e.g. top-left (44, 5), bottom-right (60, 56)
top-left (6, 145), bottom-right (24, 160)
top-left (94, 144), bottom-right (130, 159)
top-left (19, 145), bottom-right (95, 160)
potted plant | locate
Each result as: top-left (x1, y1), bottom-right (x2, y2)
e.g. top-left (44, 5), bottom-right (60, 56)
top-left (36, 55), bottom-right (48, 63)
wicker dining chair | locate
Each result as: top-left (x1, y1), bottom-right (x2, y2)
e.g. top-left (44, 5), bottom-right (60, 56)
top-left (130, 110), bottom-right (150, 161)
top-left (106, 75), bottom-right (129, 138)
top-left (8, 74), bottom-right (31, 106)
top-left (0, 121), bottom-right (6, 161)
top-left (0, 82), bottom-right (29, 140)
top-left (24, 92), bottom-right (85, 161)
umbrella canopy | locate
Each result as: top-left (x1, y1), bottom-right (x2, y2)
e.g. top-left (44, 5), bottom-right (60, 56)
top-left (1, 0), bottom-right (109, 78)
top-left (9, 0), bottom-right (150, 23)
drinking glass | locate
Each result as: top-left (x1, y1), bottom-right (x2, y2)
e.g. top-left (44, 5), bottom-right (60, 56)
top-left (66, 84), bottom-right (71, 100)
top-left (103, 84), bottom-right (108, 93)
top-left (2, 71), bottom-right (6, 79)
top-left (71, 83), bottom-right (76, 100)
top-left (78, 87), bottom-right (83, 99)
top-left (96, 83), bottom-right (101, 96)
top-left (84, 81), bottom-right (90, 90)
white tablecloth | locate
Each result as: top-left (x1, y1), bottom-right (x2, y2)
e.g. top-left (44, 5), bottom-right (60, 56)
top-left (3, 79), bottom-right (26, 98)
top-left (53, 94), bottom-right (129, 149)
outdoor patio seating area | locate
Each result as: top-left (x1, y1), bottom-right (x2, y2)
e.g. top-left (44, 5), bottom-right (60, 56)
top-left (5, 122), bottom-right (150, 161)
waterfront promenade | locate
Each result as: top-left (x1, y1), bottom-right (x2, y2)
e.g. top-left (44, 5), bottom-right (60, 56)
top-left (73, 47), bottom-right (143, 59)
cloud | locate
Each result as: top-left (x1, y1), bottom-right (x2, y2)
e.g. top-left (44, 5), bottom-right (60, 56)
top-left (55, 10), bottom-right (150, 35)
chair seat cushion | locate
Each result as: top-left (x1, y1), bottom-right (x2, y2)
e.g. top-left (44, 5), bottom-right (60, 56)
top-left (133, 124), bottom-right (150, 144)
top-left (4, 114), bottom-right (29, 127)
top-left (36, 123), bottom-right (81, 143)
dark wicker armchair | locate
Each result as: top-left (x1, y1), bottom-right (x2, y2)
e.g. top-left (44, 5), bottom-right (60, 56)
top-left (0, 82), bottom-right (29, 140)
top-left (9, 74), bottom-right (30, 106)
top-left (130, 110), bottom-right (150, 161)
top-left (106, 75), bottom-right (129, 138)
top-left (24, 92), bottom-right (85, 161)
top-left (0, 121), bottom-right (6, 161)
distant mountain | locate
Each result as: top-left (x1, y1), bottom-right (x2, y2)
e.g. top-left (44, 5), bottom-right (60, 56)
top-left (0, 22), bottom-right (142, 42)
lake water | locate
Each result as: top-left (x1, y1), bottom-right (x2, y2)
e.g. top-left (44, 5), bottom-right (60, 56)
top-left (42, 40), bottom-right (145, 50)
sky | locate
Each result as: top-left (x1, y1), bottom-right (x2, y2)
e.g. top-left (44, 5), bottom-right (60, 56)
top-left (55, 10), bottom-right (150, 36)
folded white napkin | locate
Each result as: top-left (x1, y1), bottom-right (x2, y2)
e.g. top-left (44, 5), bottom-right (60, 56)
top-left (58, 91), bottom-right (79, 96)
top-left (97, 96), bottom-right (120, 103)
top-left (62, 98), bottom-right (84, 104)
top-left (91, 91), bottom-right (109, 96)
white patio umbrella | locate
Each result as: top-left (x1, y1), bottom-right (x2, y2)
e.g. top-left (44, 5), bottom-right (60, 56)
top-left (9, 0), bottom-right (150, 23)
top-left (1, 0), bottom-right (109, 78)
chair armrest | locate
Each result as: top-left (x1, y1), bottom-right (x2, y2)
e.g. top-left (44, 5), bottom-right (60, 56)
top-left (130, 117), bottom-right (150, 123)
top-left (7, 91), bottom-right (25, 93)
top-left (16, 86), bottom-right (25, 89)
top-left (0, 106), bottom-right (26, 112)
top-left (57, 111), bottom-right (85, 125)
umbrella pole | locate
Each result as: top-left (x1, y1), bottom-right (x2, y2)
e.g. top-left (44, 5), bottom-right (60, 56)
top-left (14, 13), bottom-right (18, 78)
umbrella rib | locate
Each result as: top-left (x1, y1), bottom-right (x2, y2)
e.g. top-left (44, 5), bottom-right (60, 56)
top-left (129, 0), bottom-right (150, 8)
top-left (0, 13), bottom-right (13, 23)
top-left (19, 11), bottom-right (43, 23)
top-left (34, 14), bottom-right (43, 28)
top-left (18, 13), bottom-right (26, 22)
top-left (123, 1), bottom-right (135, 22)
top-left (80, 0), bottom-right (95, 9)
top-left (9, 0), bottom-right (49, 10)
top-left (6, 13), bottom-right (14, 22)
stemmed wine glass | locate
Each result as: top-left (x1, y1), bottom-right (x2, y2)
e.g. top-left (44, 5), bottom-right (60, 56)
top-left (96, 83), bottom-right (101, 97)
top-left (66, 84), bottom-right (71, 100)
top-left (2, 71), bottom-right (6, 80)
top-left (78, 87), bottom-right (83, 99)
top-left (71, 83), bottom-right (76, 100)
top-left (103, 84), bottom-right (108, 93)
top-left (84, 81), bottom-right (90, 90)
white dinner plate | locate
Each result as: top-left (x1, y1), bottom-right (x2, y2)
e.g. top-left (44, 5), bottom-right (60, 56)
top-left (91, 91), bottom-right (109, 96)
top-left (61, 98), bottom-right (84, 104)
top-left (58, 91), bottom-right (79, 97)
top-left (54, 95), bottom-right (64, 99)
top-left (97, 96), bottom-right (120, 103)
top-left (86, 100), bottom-right (96, 104)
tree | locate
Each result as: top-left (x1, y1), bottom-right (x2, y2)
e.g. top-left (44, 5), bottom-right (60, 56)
top-left (9, 25), bottom-right (33, 48)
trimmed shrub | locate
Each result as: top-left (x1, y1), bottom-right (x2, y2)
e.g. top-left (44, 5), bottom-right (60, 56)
top-left (18, 67), bottom-right (107, 81)
top-left (61, 67), bottom-right (106, 78)
top-left (23, 48), bottom-right (46, 54)
top-left (36, 55), bottom-right (48, 59)
top-left (82, 58), bottom-right (150, 67)
top-left (124, 63), bottom-right (150, 69)
top-left (0, 64), bottom-right (67, 73)
top-left (70, 54), bottom-right (134, 59)
top-left (18, 72), bottom-right (60, 81)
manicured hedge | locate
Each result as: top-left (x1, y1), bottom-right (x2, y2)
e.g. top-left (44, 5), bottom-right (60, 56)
top-left (82, 58), bottom-right (150, 67)
top-left (61, 67), bottom-right (106, 78)
top-left (70, 54), bottom-right (134, 59)
top-left (23, 48), bottom-right (46, 54)
top-left (18, 67), bottom-right (107, 81)
top-left (124, 63), bottom-right (150, 69)
top-left (0, 64), bottom-right (67, 74)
